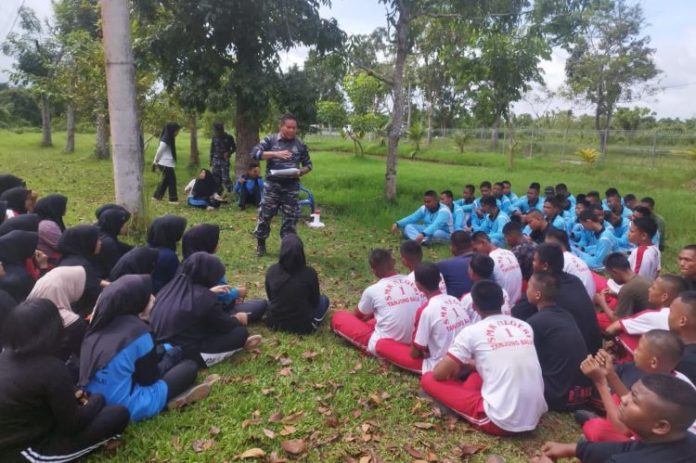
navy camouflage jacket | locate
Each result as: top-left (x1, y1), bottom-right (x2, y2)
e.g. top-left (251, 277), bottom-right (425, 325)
top-left (251, 133), bottom-right (312, 184)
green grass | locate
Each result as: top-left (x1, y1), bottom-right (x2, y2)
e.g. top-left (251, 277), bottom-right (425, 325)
top-left (1, 129), bottom-right (695, 462)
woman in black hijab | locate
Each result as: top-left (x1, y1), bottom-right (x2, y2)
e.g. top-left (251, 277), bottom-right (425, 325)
top-left (0, 289), bottom-right (17, 345)
top-left (0, 230), bottom-right (39, 301)
top-left (147, 214), bottom-right (186, 294)
top-left (150, 252), bottom-right (261, 368)
top-left (185, 169), bottom-right (221, 210)
top-left (34, 194), bottom-right (68, 232)
top-left (79, 275), bottom-right (205, 422)
top-left (58, 225), bottom-right (106, 316)
top-left (109, 246), bottom-right (159, 282)
top-left (0, 213), bottom-right (40, 236)
top-left (182, 224), bottom-right (267, 322)
top-left (265, 234), bottom-right (330, 334)
top-left (152, 122), bottom-right (181, 203)
top-left (0, 174), bottom-right (25, 195)
top-left (1, 186), bottom-right (33, 219)
top-left (95, 206), bottom-right (132, 278)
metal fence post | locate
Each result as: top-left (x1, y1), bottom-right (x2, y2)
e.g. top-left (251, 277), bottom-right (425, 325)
top-left (651, 129), bottom-right (658, 167)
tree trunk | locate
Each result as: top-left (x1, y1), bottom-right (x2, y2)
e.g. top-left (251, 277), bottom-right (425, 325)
top-left (100, 0), bottom-right (146, 220)
top-left (406, 80), bottom-right (412, 128)
top-left (385, 7), bottom-right (410, 201)
top-left (491, 115), bottom-right (501, 150)
top-left (94, 113), bottom-right (110, 159)
top-left (235, 107), bottom-right (259, 177)
top-left (64, 103), bottom-right (75, 153)
top-left (40, 94), bottom-right (52, 147)
top-left (427, 95), bottom-right (434, 145)
top-left (189, 113), bottom-right (199, 166)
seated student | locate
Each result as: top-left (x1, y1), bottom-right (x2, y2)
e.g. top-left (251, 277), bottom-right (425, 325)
top-left (595, 253), bottom-right (654, 330)
top-left (439, 190), bottom-right (454, 213)
top-left (513, 243), bottom-right (603, 354)
top-left (265, 234), bottom-right (329, 334)
top-left (58, 225), bottom-right (107, 317)
top-left (640, 196), bottom-right (666, 251)
top-left (184, 169), bottom-right (222, 211)
top-left (628, 216), bottom-right (661, 280)
top-left (391, 190), bottom-right (453, 245)
top-left (182, 224), bottom-right (267, 322)
top-left (34, 194), bottom-right (67, 233)
top-left (607, 208), bottom-right (632, 252)
top-left (501, 180), bottom-right (518, 203)
top-left (453, 184), bottom-right (476, 229)
top-left (95, 205), bottom-right (132, 279)
top-left (491, 182), bottom-right (512, 214)
top-left (542, 196), bottom-right (567, 231)
top-left (0, 173), bottom-right (25, 196)
top-left (37, 219), bottom-right (62, 271)
top-left (437, 231), bottom-right (474, 299)
top-left (27, 266), bottom-right (86, 362)
top-left (544, 228), bottom-right (596, 299)
top-left (623, 193), bottom-right (637, 211)
top-left (679, 245), bottom-right (696, 291)
top-left (399, 240), bottom-right (446, 300)
top-left (471, 196), bottom-right (510, 246)
top-left (151, 252), bottom-right (261, 368)
top-left (605, 188), bottom-right (632, 219)
top-left (0, 213), bottom-right (41, 236)
top-left (408, 262), bottom-right (475, 374)
top-left (0, 186), bottom-right (34, 219)
top-left (526, 272), bottom-right (591, 411)
top-left (510, 182), bottom-right (542, 218)
top-left (585, 190), bottom-right (602, 208)
top-left (0, 230), bottom-right (40, 301)
top-left (109, 246), bottom-right (160, 282)
top-left (668, 291), bottom-right (696, 383)
top-left (0, 290), bottom-right (16, 345)
top-left (632, 205), bottom-right (661, 246)
top-left (0, 300), bottom-right (129, 462)
top-left (147, 214), bottom-right (187, 294)
top-left (555, 183), bottom-right (575, 210)
top-left (79, 275), bottom-right (212, 422)
top-left (572, 210), bottom-right (617, 271)
top-left (532, 374), bottom-right (696, 463)
top-left (471, 231), bottom-right (522, 303)
top-left (233, 162), bottom-right (264, 210)
top-left (331, 249), bottom-right (422, 355)
top-left (576, 330), bottom-right (691, 442)
top-left (503, 221), bottom-right (536, 281)
top-left (421, 280), bottom-right (547, 436)
top-left (460, 254), bottom-right (512, 317)
top-left (568, 197), bottom-right (589, 242)
top-left (523, 209), bottom-right (552, 244)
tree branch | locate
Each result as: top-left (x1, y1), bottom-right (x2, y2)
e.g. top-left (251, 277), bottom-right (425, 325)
top-left (355, 63), bottom-right (394, 87)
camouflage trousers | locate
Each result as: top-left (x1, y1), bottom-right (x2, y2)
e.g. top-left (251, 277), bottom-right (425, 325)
top-left (210, 156), bottom-right (230, 193)
top-left (253, 180), bottom-right (300, 240)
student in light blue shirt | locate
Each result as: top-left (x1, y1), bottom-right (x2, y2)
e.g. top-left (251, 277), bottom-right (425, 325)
top-left (543, 196), bottom-right (567, 231)
top-left (492, 182), bottom-right (513, 214)
top-left (555, 183), bottom-right (576, 211)
top-left (501, 180), bottom-right (519, 203)
top-left (605, 190), bottom-right (632, 219)
top-left (453, 184), bottom-right (476, 230)
top-left (572, 210), bottom-right (618, 271)
top-left (623, 193), bottom-right (638, 212)
top-left (392, 190), bottom-right (453, 244)
top-left (440, 190), bottom-right (455, 213)
top-left (510, 182), bottom-right (542, 217)
top-left (607, 209), bottom-right (632, 251)
top-left (472, 195), bottom-right (510, 247)
top-left (632, 206), bottom-right (661, 247)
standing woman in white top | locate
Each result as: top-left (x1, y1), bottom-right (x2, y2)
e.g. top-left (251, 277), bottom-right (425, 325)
top-left (152, 123), bottom-right (182, 203)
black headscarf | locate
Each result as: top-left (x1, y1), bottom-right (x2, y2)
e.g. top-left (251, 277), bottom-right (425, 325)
top-left (182, 224), bottom-right (219, 259)
top-left (160, 122), bottom-right (181, 161)
top-left (150, 252), bottom-right (225, 340)
top-left (109, 246), bottom-right (159, 281)
top-left (147, 215), bottom-right (187, 250)
top-left (34, 194), bottom-right (68, 232)
top-left (0, 214), bottom-right (40, 236)
top-left (79, 274), bottom-right (153, 386)
top-left (0, 201), bottom-right (6, 224)
top-left (97, 206), bottom-right (131, 237)
top-left (58, 225), bottom-right (100, 258)
top-left (94, 203), bottom-right (122, 220)
top-left (192, 169), bottom-right (217, 199)
top-left (0, 187), bottom-right (30, 214)
top-left (0, 230), bottom-right (38, 264)
top-left (275, 234), bottom-right (307, 286)
top-left (0, 289), bottom-right (17, 345)
top-left (0, 174), bottom-right (25, 195)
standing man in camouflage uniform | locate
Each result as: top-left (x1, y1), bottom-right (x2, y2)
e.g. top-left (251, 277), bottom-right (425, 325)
top-left (252, 114), bottom-right (312, 257)
top-left (210, 122), bottom-right (237, 194)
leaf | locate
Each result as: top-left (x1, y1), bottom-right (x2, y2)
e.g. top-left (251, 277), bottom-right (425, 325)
top-left (359, 456), bottom-right (371, 463)
top-left (279, 356), bottom-right (293, 367)
top-left (209, 426), bottom-right (221, 436)
top-left (325, 417), bottom-right (340, 428)
top-left (269, 412), bottom-right (284, 423)
top-left (460, 443), bottom-right (487, 457)
top-left (280, 439), bottom-right (307, 455)
top-left (263, 428), bottom-right (276, 439)
top-left (279, 425), bottom-right (296, 436)
top-left (238, 447), bottom-right (266, 459)
top-left (269, 451), bottom-right (289, 463)
top-left (413, 422), bottom-right (435, 430)
top-left (278, 367), bottom-right (292, 376)
top-left (301, 350), bottom-right (318, 360)
top-left (171, 436), bottom-right (183, 451)
top-left (192, 439), bottom-right (214, 453)
top-left (404, 445), bottom-right (423, 459)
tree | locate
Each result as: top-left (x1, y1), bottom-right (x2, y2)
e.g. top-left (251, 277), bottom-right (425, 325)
top-left (275, 65), bottom-right (321, 134)
top-left (564, 0), bottom-right (659, 153)
top-left (303, 50), bottom-right (346, 103)
top-left (613, 106), bottom-right (654, 131)
top-left (407, 121), bottom-right (425, 158)
top-left (316, 100), bottom-right (347, 131)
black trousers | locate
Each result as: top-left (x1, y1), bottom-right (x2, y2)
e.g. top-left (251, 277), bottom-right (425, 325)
top-left (153, 166), bottom-right (177, 201)
top-left (226, 299), bottom-right (268, 323)
top-left (194, 325), bottom-right (249, 368)
top-left (59, 319), bottom-right (88, 362)
top-left (162, 359), bottom-right (199, 400)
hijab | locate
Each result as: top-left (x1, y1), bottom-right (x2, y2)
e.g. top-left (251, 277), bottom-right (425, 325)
top-left (58, 225), bottom-right (99, 258)
top-left (34, 194), bottom-right (67, 231)
top-left (150, 252), bottom-right (225, 340)
top-left (181, 224), bottom-right (219, 259)
top-left (147, 215), bottom-right (187, 250)
top-left (79, 274), bottom-right (153, 387)
top-left (274, 234), bottom-right (307, 286)
top-left (97, 206), bottom-right (131, 237)
top-left (160, 122), bottom-right (181, 161)
top-left (95, 203), bottom-right (122, 220)
top-left (0, 174), bottom-right (25, 195)
top-left (0, 201), bottom-right (6, 224)
top-left (37, 220), bottom-right (62, 255)
top-left (0, 289), bottom-right (17, 345)
top-left (0, 214), bottom-right (41, 236)
top-left (109, 246), bottom-right (159, 281)
top-left (27, 266), bottom-right (85, 327)
top-left (0, 230), bottom-right (38, 264)
top-left (0, 187), bottom-right (30, 214)
top-left (192, 169), bottom-right (217, 199)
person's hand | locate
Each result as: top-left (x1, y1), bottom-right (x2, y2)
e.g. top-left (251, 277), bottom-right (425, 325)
top-left (275, 150), bottom-right (291, 160)
top-left (99, 280), bottom-right (111, 289)
top-left (580, 355), bottom-right (607, 385)
top-left (33, 250), bottom-right (48, 269)
top-left (600, 286), bottom-right (615, 297)
top-left (234, 312), bottom-right (249, 326)
top-left (75, 389), bottom-right (89, 406)
top-left (528, 453), bottom-right (554, 463)
top-left (475, 208), bottom-right (484, 218)
top-left (236, 286), bottom-right (247, 299)
top-left (541, 442), bottom-right (576, 460)
top-left (210, 284), bottom-right (231, 294)
top-left (239, 177), bottom-right (247, 184)
top-left (415, 233), bottom-right (425, 244)
top-left (390, 223), bottom-right (399, 235)
top-left (595, 349), bottom-right (615, 372)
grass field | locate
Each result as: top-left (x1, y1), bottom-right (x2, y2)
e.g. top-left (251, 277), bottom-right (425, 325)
top-left (1, 129), bottom-right (695, 462)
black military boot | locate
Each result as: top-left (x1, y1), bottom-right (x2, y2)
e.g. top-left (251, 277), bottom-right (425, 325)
top-left (256, 239), bottom-right (266, 257)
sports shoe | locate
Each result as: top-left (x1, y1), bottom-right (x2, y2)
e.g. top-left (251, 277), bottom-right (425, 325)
top-left (244, 334), bottom-right (263, 351)
top-left (206, 206), bottom-right (215, 212)
top-left (167, 382), bottom-right (211, 410)
top-left (168, 200), bottom-right (179, 205)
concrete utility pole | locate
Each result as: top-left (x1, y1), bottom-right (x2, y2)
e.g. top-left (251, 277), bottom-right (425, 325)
top-left (100, 0), bottom-right (145, 218)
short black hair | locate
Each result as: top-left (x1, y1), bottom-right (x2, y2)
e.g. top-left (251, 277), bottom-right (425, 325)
top-left (424, 190), bottom-right (438, 199)
top-left (545, 228), bottom-right (571, 251)
top-left (642, 329), bottom-right (684, 367)
top-left (399, 240), bottom-right (422, 263)
top-left (604, 252), bottom-right (631, 271)
top-left (640, 196), bottom-right (655, 208)
top-left (450, 230), bottom-right (472, 252)
top-left (605, 187), bottom-right (620, 198)
top-left (471, 280), bottom-right (504, 314)
top-left (1, 299), bottom-right (63, 356)
top-left (639, 373), bottom-right (696, 431)
top-left (683, 244), bottom-right (696, 253)
top-left (480, 181), bottom-right (492, 190)
top-left (529, 182), bottom-right (540, 191)
top-left (464, 184), bottom-right (475, 193)
top-left (579, 210), bottom-right (598, 223)
top-left (544, 186), bottom-right (555, 196)
top-left (576, 193), bottom-right (587, 204)
top-left (678, 291), bottom-right (696, 318)
top-left (632, 216), bottom-right (658, 238)
top-left (526, 209), bottom-right (544, 220)
top-left (440, 190), bottom-right (453, 199)
top-left (469, 253), bottom-right (495, 279)
top-left (633, 206), bottom-right (652, 218)
top-left (587, 191), bottom-right (600, 199)
top-left (248, 161), bottom-right (260, 169)
top-left (555, 183), bottom-right (568, 192)
top-left (535, 243), bottom-right (564, 274)
top-left (544, 196), bottom-right (561, 210)
top-left (368, 249), bottom-right (394, 272)
top-left (481, 196), bottom-right (497, 208)
top-left (624, 193), bottom-right (636, 203)
top-left (213, 121), bottom-right (224, 132)
top-left (501, 180), bottom-right (511, 187)
top-left (471, 231), bottom-right (491, 243)
top-left (494, 182), bottom-right (504, 189)
top-left (280, 113), bottom-right (297, 125)
top-left (414, 262), bottom-right (440, 292)
top-left (530, 272), bottom-right (560, 302)
top-left (502, 221), bottom-right (522, 236)
top-left (657, 274), bottom-right (687, 297)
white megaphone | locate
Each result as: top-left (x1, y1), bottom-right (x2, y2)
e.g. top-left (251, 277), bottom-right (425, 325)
top-left (307, 209), bottom-right (325, 228)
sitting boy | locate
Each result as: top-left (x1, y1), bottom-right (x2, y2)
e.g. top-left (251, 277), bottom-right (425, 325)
top-left (572, 210), bottom-right (618, 271)
top-left (233, 162), bottom-right (264, 210)
top-left (399, 240), bottom-right (446, 302)
top-left (628, 216), bottom-right (661, 280)
top-left (391, 190), bottom-right (453, 245)
top-left (668, 291), bottom-right (696, 383)
top-left (421, 280), bottom-right (548, 436)
top-left (460, 253), bottom-right (511, 317)
top-left (471, 196), bottom-right (510, 247)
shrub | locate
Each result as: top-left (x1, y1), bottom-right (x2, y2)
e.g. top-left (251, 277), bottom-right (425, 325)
top-left (577, 147), bottom-right (600, 167)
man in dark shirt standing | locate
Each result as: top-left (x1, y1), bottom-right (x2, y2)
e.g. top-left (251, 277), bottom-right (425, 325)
top-left (251, 114), bottom-right (312, 257)
top-left (210, 122), bottom-right (236, 194)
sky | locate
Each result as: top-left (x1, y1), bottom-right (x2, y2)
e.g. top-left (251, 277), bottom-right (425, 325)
top-left (2, 0), bottom-right (696, 119)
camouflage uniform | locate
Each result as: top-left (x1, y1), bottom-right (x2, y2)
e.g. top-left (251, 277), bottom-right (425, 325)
top-left (252, 133), bottom-right (312, 241)
top-left (209, 132), bottom-right (236, 193)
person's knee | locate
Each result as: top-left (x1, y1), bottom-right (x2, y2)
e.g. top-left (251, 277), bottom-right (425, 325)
top-left (106, 405), bottom-right (131, 433)
top-left (330, 310), bottom-right (352, 331)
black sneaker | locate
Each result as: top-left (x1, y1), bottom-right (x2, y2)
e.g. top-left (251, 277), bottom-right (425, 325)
top-left (256, 240), bottom-right (266, 257)
top-left (574, 409), bottom-right (598, 426)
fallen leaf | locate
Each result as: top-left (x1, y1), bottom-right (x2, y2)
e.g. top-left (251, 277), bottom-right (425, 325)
top-left (281, 439), bottom-right (307, 455)
top-left (263, 428), bottom-right (276, 439)
top-left (359, 456), bottom-right (371, 463)
top-left (325, 417), bottom-right (340, 428)
top-left (104, 439), bottom-right (122, 451)
top-left (279, 356), bottom-right (293, 367)
top-left (427, 450), bottom-right (438, 461)
top-left (279, 367), bottom-right (292, 376)
top-left (269, 451), bottom-right (289, 463)
top-left (351, 409), bottom-right (362, 419)
top-left (192, 439), bottom-right (214, 453)
top-left (282, 411), bottom-right (305, 424)
top-left (301, 350), bottom-right (319, 360)
top-left (460, 444), bottom-right (487, 458)
top-left (279, 425), bottom-right (296, 436)
top-left (404, 445), bottom-right (423, 459)
top-left (238, 447), bottom-right (266, 459)
top-left (368, 394), bottom-right (382, 406)
top-left (413, 422), bottom-right (435, 430)
top-left (209, 426), bottom-right (221, 436)
top-left (361, 433), bottom-right (372, 442)
top-left (269, 412), bottom-right (284, 423)
top-left (171, 436), bottom-right (183, 451)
